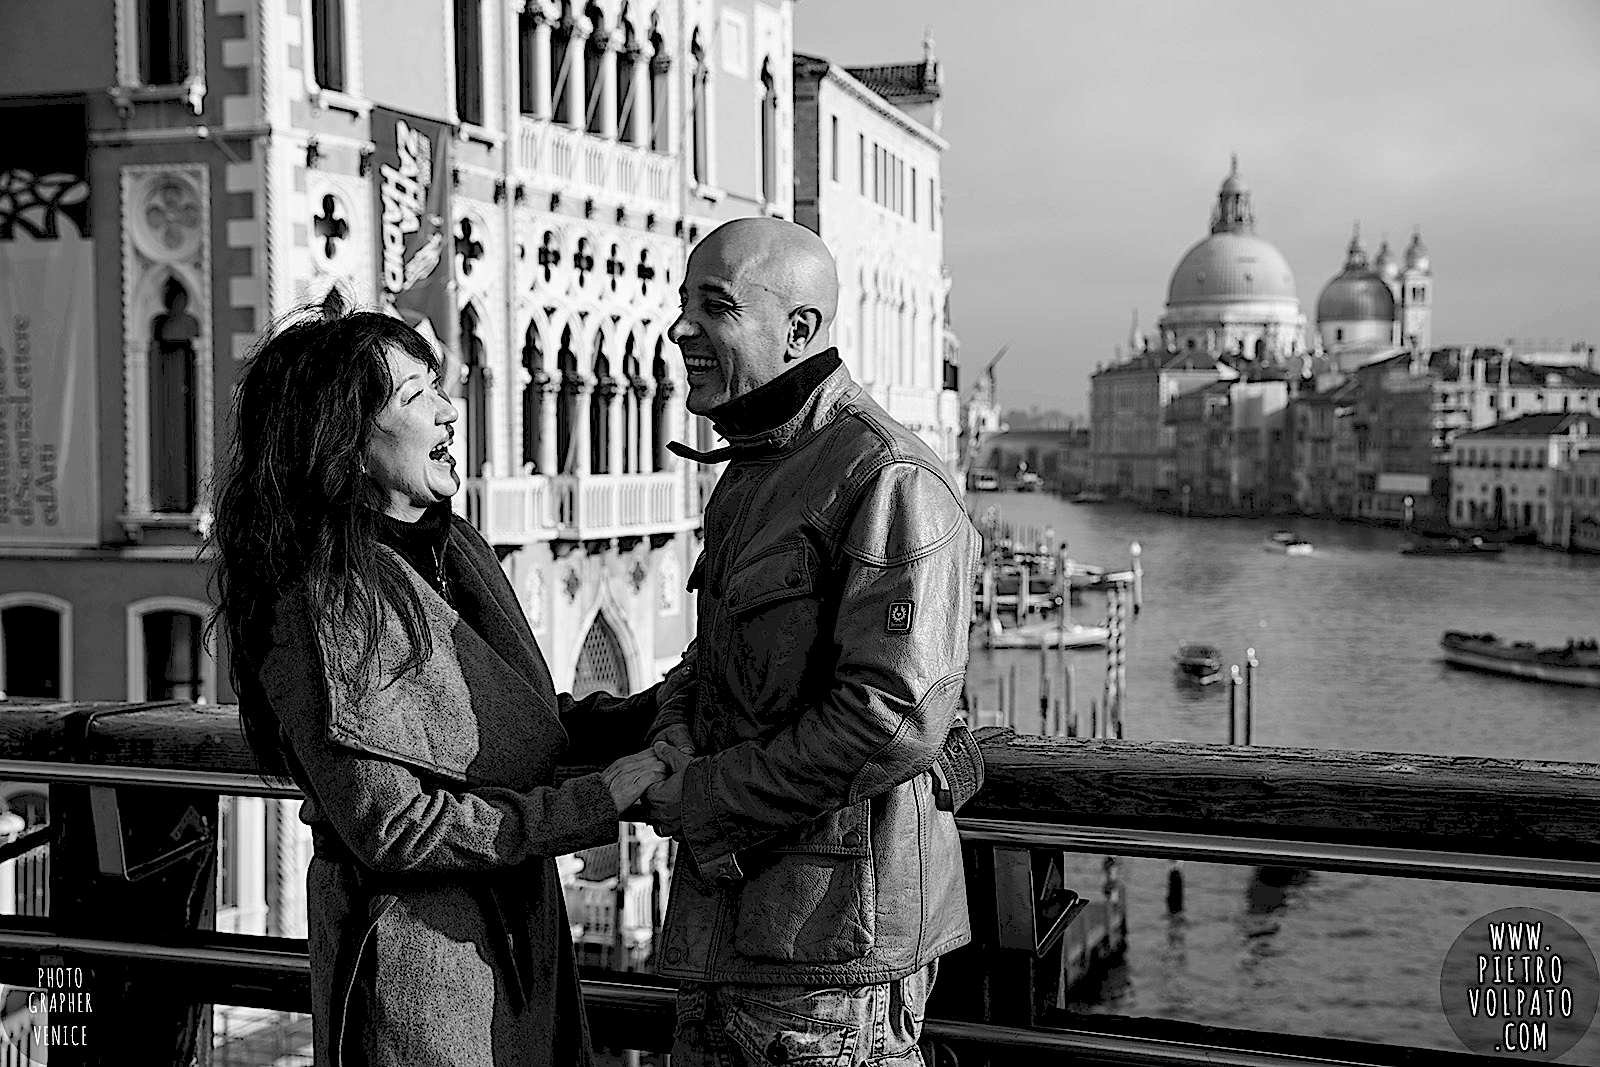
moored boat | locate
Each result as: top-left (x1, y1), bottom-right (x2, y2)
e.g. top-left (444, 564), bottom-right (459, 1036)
top-left (1070, 491), bottom-right (1107, 504)
top-left (1439, 631), bottom-right (1600, 688)
top-left (1174, 643), bottom-right (1223, 684)
top-left (1401, 536), bottom-right (1504, 557)
top-left (983, 616), bottom-right (1109, 650)
top-left (1264, 530), bottom-right (1313, 555)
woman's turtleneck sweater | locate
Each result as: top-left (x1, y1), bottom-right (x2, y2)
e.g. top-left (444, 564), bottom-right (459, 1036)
top-left (374, 502), bottom-right (454, 602)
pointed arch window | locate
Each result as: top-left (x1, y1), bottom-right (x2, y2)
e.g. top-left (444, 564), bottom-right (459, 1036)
top-left (551, 17), bottom-right (574, 124)
top-left (150, 277), bottom-right (199, 513)
top-left (616, 22), bottom-right (641, 144)
top-left (572, 612), bottom-right (631, 697)
top-left (651, 341), bottom-right (670, 472)
top-left (690, 30), bottom-right (709, 185)
top-left (649, 30), bottom-right (669, 152)
top-left (557, 327), bottom-right (578, 473)
top-left (459, 306), bottom-right (488, 477)
top-left (590, 334), bottom-right (612, 475)
top-left (584, 4), bottom-right (606, 135)
top-left (620, 335), bottom-right (641, 474)
top-left (759, 59), bottom-right (778, 205)
top-left (521, 324), bottom-right (544, 472)
top-left (517, 9), bottom-right (539, 116)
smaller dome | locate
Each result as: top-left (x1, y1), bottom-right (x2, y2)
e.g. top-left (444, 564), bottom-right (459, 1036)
top-left (1317, 270), bottom-right (1396, 323)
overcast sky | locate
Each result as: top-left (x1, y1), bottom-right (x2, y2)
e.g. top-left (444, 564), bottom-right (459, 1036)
top-left (794, 0), bottom-right (1600, 415)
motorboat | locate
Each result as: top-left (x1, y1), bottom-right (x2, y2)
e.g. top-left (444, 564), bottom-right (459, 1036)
top-left (969, 469), bottom-right (1001, 492)
top-left (1173, 643), bottom-right (1223, 684)
top-left (1015, 471), bottom-right (1044, 492)
top-left (1400, 536), bottom-right (1504, 558)
top-left (1439, 631), bottom-right (1600, 688)
top-left (1264, 530), bottom-right (1313, 556)
top-left (983, 615), bottom-right (1109, 650)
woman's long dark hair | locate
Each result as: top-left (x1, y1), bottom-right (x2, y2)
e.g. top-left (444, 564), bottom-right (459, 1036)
top-left (210, 292), bottom-right (443, 777)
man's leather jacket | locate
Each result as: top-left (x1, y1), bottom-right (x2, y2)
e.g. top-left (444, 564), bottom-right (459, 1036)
top-left (650, 360), bottom-right (977, 984)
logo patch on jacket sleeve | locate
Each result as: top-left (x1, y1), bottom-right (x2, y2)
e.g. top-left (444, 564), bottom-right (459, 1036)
top-left (886, 600), bottom-right (915, 633)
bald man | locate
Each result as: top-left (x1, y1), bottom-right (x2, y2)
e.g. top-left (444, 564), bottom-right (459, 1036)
top-left (640, 218), bottom-right (979, 1065)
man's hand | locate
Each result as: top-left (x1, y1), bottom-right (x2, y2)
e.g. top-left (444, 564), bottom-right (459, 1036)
top-left (652, 724), bottom-right (695, 755)
top-left (641, 741), bottom-right (692, 838)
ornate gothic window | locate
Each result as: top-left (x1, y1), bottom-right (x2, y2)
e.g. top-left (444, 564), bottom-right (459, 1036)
top-left (583, 4), bottom-right (606, 135)
top-left (522, 323), bottom-right (544, 472)
top-left (557, 326), bottom-right (578, 472)
top-left (690, 30), bottom-right (709, 184)
top-left (572, 612), bottom-right (631, 698)
top-left (651, 341), bottom-right (670, 472)
top-left (649, 29), bottom-right (669, 152)
top-left (760, 60), bottom-right (778, 205)
top-left (551, 17), bottom-right (573, 125)
top-left (150, 277), bottom-right (199, 513)
top-left (590, 335), bottom-right (611, 475)
top-left (621, 335), bottom-right (641, 474)
top-left (459, 305), bottom-right (488, 477)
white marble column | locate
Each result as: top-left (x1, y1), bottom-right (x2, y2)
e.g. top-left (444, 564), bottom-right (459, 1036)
top-left (234, 796), bottom-right (267, 936)
top-left (530, 12), bottom-right (554, 119)
top-left (596, 35), bottom-right (619, 139)
top-left (629, 45), bottom-right (652, 145)
top-left (607, 379), bottom-right (626, 473)
top-left (565, 22), bottom-right (589, 131)
top-left (635, 381), bottom-right (654, 472)
top-left (539, 380), bottom-right (559, 474)
top-left (570, 376), bottom-right (593, 473)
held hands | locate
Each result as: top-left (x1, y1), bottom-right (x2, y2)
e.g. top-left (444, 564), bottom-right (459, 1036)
top-left (640, 741), bottom-right (692, 838)
top-left (602, 749), bottom-right (670, 817)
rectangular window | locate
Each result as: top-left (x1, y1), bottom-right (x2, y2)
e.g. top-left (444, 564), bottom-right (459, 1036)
top-left (143, 610), bottom-right (202, 702)
top-left (1, 606), bottom-right (63, 700)
top-left (858, 133), bottom-right (865, 194)
top-left (911, 166), bottom-right (918, 222)
top-left (453, 0), bottom-right (484, 126)
top-left (518, 11), bottom-right (536, 115)
top-left (138, 0), bottom-right (188, 86)
top-left (830, 116), bottom-right (839, 182)
top-left (310, 0), bottom-right (346, 92)
top-left (929, 177), bottom-right (937, 230)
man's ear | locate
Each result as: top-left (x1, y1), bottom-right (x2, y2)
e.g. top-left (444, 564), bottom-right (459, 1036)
top-left (787, 306), bottom-right (823, 359)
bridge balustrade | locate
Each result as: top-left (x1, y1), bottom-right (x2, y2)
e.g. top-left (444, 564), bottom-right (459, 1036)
top-left (0, 699), bottom-right (1596, 1065)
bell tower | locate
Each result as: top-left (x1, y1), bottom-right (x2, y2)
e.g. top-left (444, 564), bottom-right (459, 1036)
top-left (1400, 227), bottom-right (1432, 354)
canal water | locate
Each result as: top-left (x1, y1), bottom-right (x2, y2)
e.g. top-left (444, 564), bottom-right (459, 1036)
top-left (964, 491), bottom-right (1600, 1059)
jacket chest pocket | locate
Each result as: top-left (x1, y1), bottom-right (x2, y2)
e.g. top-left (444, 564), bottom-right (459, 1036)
top-left (732, 800), bottom-right (876, 964)
top-left (720, 539), bottom-right (824, 721)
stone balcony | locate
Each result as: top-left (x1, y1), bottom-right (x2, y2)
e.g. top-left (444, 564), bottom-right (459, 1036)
top-left (463, 471), bottom-right (700, 545)
top-left (516, 119), bottom-right (680, 216)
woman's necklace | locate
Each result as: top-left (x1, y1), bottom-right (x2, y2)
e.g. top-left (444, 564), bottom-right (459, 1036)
top-left (434, 542), bottom-right (451, 605)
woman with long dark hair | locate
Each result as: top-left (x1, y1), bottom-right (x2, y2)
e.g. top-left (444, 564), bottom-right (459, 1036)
top-left (212, 295), bottom-right (671, 1065)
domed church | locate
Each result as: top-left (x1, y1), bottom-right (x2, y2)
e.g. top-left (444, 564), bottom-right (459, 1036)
top-left (1315, 224), bottom-right (1433, 368)
top-left (1156, 156), bottom-right (1306, 363)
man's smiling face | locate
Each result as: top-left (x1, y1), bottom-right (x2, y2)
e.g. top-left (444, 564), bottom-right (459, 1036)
top-left (667, 247), bottom-right (794, 417)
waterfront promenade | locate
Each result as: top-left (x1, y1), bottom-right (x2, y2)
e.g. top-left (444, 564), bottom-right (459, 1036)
top-left (968, 490), bottom-right (1600, 1057)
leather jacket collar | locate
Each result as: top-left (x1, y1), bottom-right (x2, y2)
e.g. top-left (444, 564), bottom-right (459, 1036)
top-left (669, 357), bottom-right (861, 465)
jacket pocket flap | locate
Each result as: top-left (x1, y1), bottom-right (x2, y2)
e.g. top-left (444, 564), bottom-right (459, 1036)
top-left (761, 800), bottom-right (870, 857)
top-left (726, 541), bottom-right (815, 616)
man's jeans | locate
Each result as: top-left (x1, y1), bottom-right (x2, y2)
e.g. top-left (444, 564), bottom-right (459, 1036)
top-left (671, 962), bottom-right (937, 1066)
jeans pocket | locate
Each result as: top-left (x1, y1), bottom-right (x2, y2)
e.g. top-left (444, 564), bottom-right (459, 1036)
top-left (723, 988), bottom-right (864, 1067)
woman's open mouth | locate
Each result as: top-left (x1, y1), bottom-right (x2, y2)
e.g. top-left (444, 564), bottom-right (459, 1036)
top-left (429, 442), bottom-right (453, 464)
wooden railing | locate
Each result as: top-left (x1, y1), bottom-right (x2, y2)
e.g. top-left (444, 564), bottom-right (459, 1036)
top-left (0, 700), bottom-right (1596, 1064)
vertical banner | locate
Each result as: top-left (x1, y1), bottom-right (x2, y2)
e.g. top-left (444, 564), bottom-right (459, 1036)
top-left (0, 99), bottom-right (98, 544)
top-left (371, 107), bottom-right (454, 357)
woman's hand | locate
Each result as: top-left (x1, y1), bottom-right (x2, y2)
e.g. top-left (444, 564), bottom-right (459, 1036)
top-left (602, 749), bottom-right (669, 816)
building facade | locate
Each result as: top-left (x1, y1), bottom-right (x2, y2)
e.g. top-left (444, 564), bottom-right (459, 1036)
top-left (1088, 350), bottom-right (1227, 502)
top-left (1450, 413), bottom-right (1597, 541)
top-left (792, 40), bottom-right (959, 470)
top-left (0, 0), bottom-right (795, 971)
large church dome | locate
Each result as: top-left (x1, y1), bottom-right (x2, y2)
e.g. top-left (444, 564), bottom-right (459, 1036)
top-left (1167, 232), bottom-right (1298, 306)
top-left (1155, 157), bottom-right (1306, 363)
